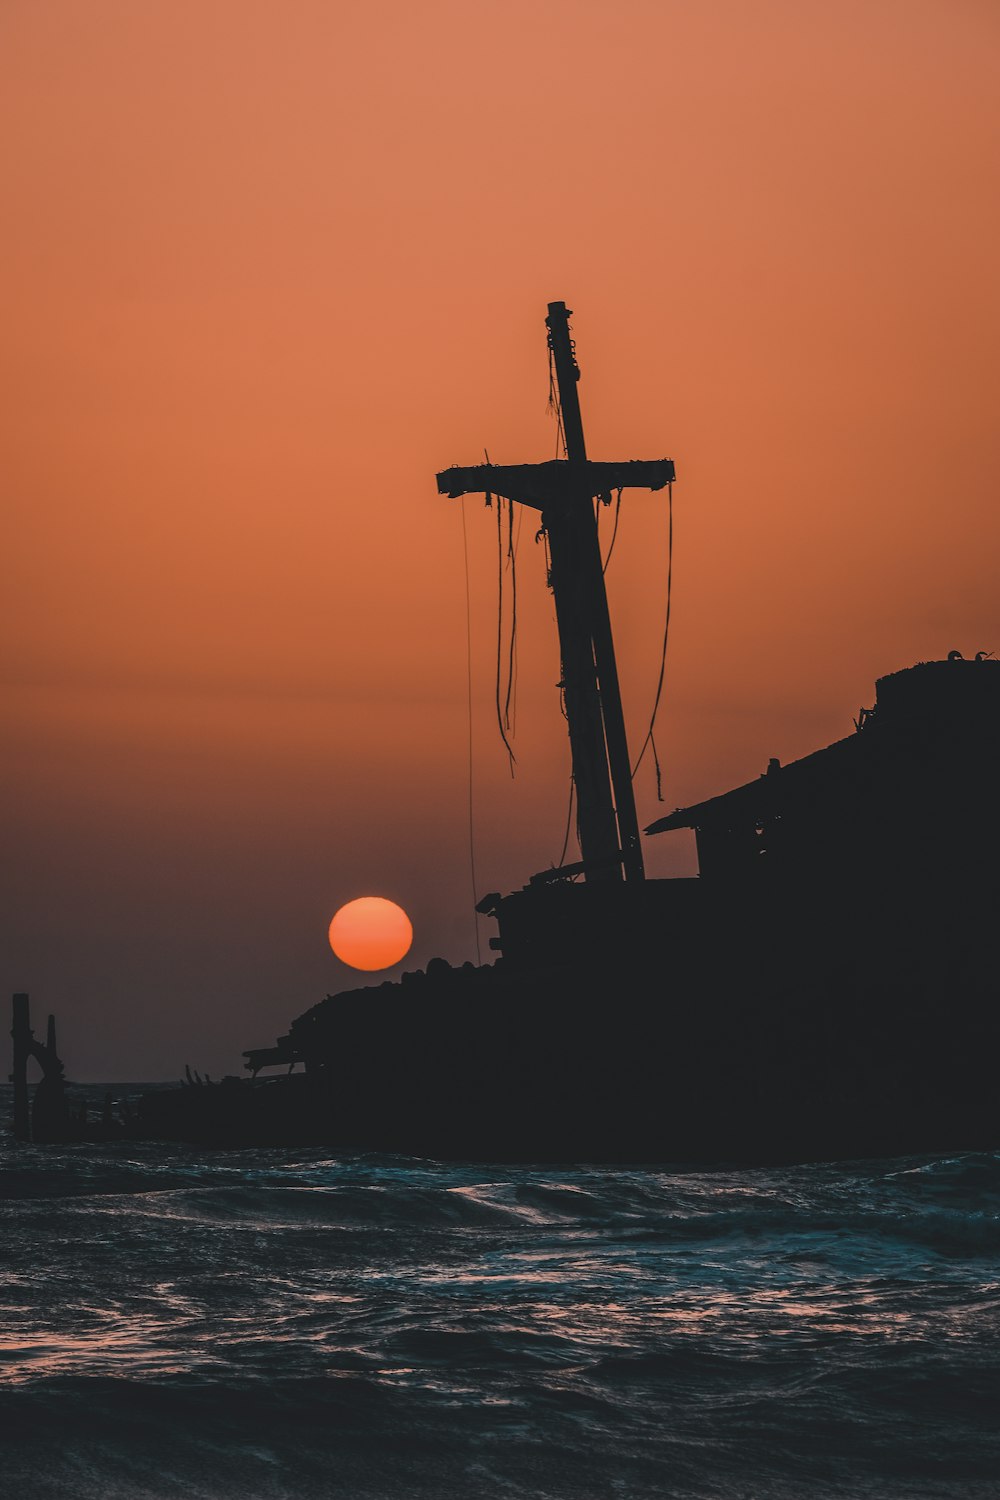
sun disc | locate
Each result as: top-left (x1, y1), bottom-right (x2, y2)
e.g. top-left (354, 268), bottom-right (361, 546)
top-left (328, 896), bottom-right (413, 971)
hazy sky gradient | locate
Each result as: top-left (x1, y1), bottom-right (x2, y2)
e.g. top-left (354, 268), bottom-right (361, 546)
top-left (3, 0), bottom-right (998, 1077)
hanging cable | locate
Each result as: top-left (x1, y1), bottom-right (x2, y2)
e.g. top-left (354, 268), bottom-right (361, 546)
top-left (547, 344), bottom-right (567, 459)
top-left (557, 773), bottom-right (576, 869)
top-left (631, 480), bottom-right (674, 801)
top-left (602, 488), bottom-right (623, 575)
top-left (508, 502), bottom-right (524, 734)
top-left (460, 498), bottom-right (482, 964)
top-left (495, 495), bottom-right (516, 775)
top-left (541, 526), bottom-right (553, 592)
top-left (504, 492), bottom-right (517, 732)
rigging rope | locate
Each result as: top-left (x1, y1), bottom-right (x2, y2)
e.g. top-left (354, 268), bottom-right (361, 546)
top-left (547, 345), bottom-right (568, 459)
top-left (557, 772), bottom-right (577, 870)
top-left (504, 492), bottom-right (517, 733)
top-left (602, 488), bottom-right (623, 574)
top-left (508, 501), bottom-right (524, 735)
top-left (631, 480), bottom-right (674, 801)
top-left (460, 498), bottom-right (482, 963)
top-left (495, 495), bottom-right (516, 775)
top-left (541, 526), bottom-right (553, 592)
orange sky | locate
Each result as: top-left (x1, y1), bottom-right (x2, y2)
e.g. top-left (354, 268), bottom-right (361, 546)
top-left (2, 0), bottom-right (998, 1078)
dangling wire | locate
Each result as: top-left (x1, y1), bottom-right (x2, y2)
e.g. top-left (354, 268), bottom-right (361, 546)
top-left (602, 488), bottom-right (623, 575)
top-left (547, 344), bottom-right (567, 459)
top-left (557, 773), bottom-right (576, 868)
top-left (495, 495), bottom-right (516, 775)
top-left (541, 527), bottom-right (553, 592)
top-left (508, 503), bottom-right (524, 734)
top-left (460, 498), bottom-right (482, 963)
top-left (504, 492), bottom-right (517, 733)
top-left (631, 481), bottom-right (674, 801)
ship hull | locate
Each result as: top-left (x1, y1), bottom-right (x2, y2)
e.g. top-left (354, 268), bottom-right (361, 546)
top-left (138, 659), bottom-right (1000, 1162)
top-left (138, 884), bottom-right (1000, 1163)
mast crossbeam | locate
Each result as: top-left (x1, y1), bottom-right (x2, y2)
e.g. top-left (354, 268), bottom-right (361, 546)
top-left (436, 458), bottom-right (674, 509)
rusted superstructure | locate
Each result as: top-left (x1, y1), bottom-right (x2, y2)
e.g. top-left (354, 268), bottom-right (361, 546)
top-left (649, 657), bottom-right (1000, 887)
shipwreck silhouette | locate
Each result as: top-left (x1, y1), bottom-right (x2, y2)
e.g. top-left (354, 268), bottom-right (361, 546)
top-left (10, 304), bottom-right (999, 1162)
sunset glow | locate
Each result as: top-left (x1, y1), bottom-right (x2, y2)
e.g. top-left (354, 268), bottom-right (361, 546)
top-left (1, 1), bottom-right (997, 1077)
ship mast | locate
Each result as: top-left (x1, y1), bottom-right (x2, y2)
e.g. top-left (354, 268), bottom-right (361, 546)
top-left (436, 302), bottom-right (674, 884)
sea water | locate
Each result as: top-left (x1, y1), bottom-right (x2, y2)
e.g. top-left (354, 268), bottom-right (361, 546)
top-left (1, 1085), bottom-right (998, 1499)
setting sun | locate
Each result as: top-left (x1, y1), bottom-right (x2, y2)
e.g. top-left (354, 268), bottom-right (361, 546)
top-left (328, 897), bottom-right (413, 971)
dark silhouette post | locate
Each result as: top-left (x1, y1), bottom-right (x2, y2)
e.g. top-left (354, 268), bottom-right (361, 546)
top-left (436, 302), bottom-right (674, 882)
top-left (9, 992), bottom-right (71, 1143)
top-left (31, 1010), bottom-right (70, 1142)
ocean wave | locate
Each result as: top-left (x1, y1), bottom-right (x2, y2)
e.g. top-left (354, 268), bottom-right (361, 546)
top-left (3, 1141), bottom-right (1000, 1498)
